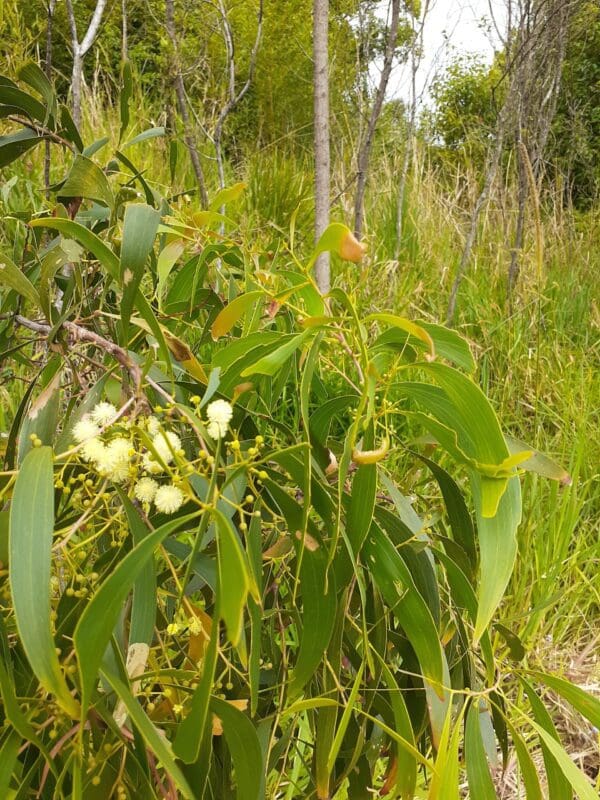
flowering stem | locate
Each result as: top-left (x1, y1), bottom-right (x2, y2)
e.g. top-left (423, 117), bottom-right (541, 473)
top-left (178, 438), bottom-right (222, 604)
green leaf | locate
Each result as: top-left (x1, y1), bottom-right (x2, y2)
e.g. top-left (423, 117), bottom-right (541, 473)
top-left (17, 62), bottom-right (57, 120)
top-left (74, 514), bottom-right (198, 716)
top-left (213, 509), bottom-right (255, 646)
top-left (17, 363), bottom-right (61, 464)
top-left (29, 218), bottom-right (120, 280)
top-left (419, 321), bottom-right (476, 372)
top-left (9, 447), bottom-right (79, 718)
top-left (347, 425), bottom-right (377, 556)
top-left (0, 128), bottom-right (42, 167)
top-left (208, 181), bottom-right (247, 211)
top-left (172, 618), bottom-right (219, 763)
top-left (530, 671), bottom-right (600, 729)
top-left (0, 85), bottom-right (47, 123)
top-left (528, 718), bottom-right (597, 800)
top-left (378, 659), bottom-right (417, 800)
top-left (427, 704), bottom-right (463, 799)
top-left (363, 524), bottom-right (444, 691)
top-left (417, 454), bottom-right (477, 570)
top-left (210, 696), bottom-right (264, 800)
top-left (522, 680), bottom-right (572, 800)
top-left (0, 252), bottom-right (40, 306)
top-left (211, 290), bottom-right (264, 340)
top-left (465, 702), bottom-right (497, 800)
top-left (289, 550), bottom-right (337, 700)
top-left (505, 435), bottom-right (571, 484)
top-left (0, 657), bottom-right (56, 776)
top-left (120, 495), bottom-right (156, 646)
top-left (366, 313), bottom-right (435, 357)
top-left (156, 239), bottom-right (186, 308)
top-left (59, 155), bottom-right (114, 208)
top-left (101, 668), bottom-right (195, 799)
top-left (326, 661), bottom-right (365, 773)
top-left (505, 718), bottom-right (543, 800)
top-left (473, 473), bottom-right (521, 642)
top-left (119, 203), bottom-right (161, 334)
top-left (121, 126), bottom-right (166, 150)
top-left (241, 329), bottom-right (313, 377)
top-left (0, 729), bottom-right (20, 797)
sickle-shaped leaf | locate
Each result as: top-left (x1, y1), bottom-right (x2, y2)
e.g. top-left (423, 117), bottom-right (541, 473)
top-left (101, 668), bottom-right (195, 799)
top-left (120, 203), bottom-right (160, 334)
top-left (366, 313), bottom-right (435, 358)
top-left (74, 513), bottom-right (198, 717)
top-left (213, 508), bottom-right (257, 646)
top-left (363, 523), bottom-right (444, 691)
top-left (210, 696), bottom-right (264, 800)
top-left (529, 671), bottom-right (600, 729)
top-left (59, 155), bottom-right (114, 208)
top-left (9, 447), bottom-right (79, 718)
top-left (0, 128), bottom-right (42, 167)
top-left (241, 329), bottom-right (313, 377)
top-left (0, 251), bottom-right (40, 306)
top-left (465, 702), bottom-right (497, 800)
top-left (211, 290), bottom-right (264, 340)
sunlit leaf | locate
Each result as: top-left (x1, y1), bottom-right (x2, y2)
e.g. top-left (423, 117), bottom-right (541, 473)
top-left (9, 447), bottom-right (79, 718)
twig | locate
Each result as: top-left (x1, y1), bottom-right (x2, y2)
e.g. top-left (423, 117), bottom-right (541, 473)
top-left (10, 314), bottom-right (142, 390)
top-left (7, 116), bottom-right (75, 152)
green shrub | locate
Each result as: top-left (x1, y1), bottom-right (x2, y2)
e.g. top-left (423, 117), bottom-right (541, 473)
top-left (0, 66), bottom-right (598, 800)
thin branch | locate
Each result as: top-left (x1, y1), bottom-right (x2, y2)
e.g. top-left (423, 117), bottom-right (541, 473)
top-left (7, 116), bottom-right (75, 151)
top-left (11, 315), bottom-right (142, 390)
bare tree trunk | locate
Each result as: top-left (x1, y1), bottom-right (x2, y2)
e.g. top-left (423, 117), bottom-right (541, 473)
top-left (121, 0), bottom-right (128, 62)
top-left (165, 0), bottom-right (209, 208)
top-left (64, 0), bottom-right (107, 128)
top-left (44, 0), bottom-right (57, 198)
top-left (395, 0), bottom-right (431, 260)
top-left (446, 0), bottom-right (574, 323)
top-left (353, 0), bottom-right (400, 239)
top-left (507, 135), bottom-right (528, 299)
top-left (446, 126), bottom-right (506, 324)
top-left (213, 0), bottom-right (263, 193)
top-left (313, 0), bottom-right (330, 293)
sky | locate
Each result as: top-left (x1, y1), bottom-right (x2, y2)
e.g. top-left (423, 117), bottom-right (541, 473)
top-left (384, 0), bottom-right (506, 101)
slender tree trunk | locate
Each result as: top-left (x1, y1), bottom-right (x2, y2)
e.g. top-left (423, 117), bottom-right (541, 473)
top-left (213, 0), bottom-right (263, 195)
top-left (121, 0), bottom-right (128, 62)
top-left (507, 136), bottom-right (528, 300)
top-left (446, 126), bottom-right (506, 324)
top-left (165, 0), bottom-right (209, 208)
top-left (65, 0), bottom-right (107, 128)
top-left (353, 0), bottom-right (400, 239)
top-left (396, 0), bottom-right (430, 260)
top-left (313, 0), bottom-right (330, 293)
top-left (44, 0), bottom-right (57, 198)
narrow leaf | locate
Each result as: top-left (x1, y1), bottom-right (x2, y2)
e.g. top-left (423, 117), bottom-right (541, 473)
top-left (74, 514), bottom-right (197, 716)
top-left (120, 203), bottom-right (161, 334)
top-left (9, 447), bottom-right (79, 717)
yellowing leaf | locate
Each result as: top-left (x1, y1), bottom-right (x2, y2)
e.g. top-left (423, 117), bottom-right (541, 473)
top-left (211, 699), bottom-right (249, 736)
top-left (211, 291), bottom-right (264, 340)
top-left (352, 437), bottom-right (389, 464)
top-left (313, 222), bottom-right (367, 263)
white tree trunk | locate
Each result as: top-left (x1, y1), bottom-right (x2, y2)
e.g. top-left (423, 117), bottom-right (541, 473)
top-left (65, 0), bottom-right (107, 128)
top-left (313, 0), bottom-right (330, 294)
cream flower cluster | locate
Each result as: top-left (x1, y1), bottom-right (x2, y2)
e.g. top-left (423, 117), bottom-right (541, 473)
top-left (133, 477), bottom-right (183, 514)
top-left (205, 399), bottom-right (233, 440)
top-left (72, 402), bottom-right (186, 513)
top-left (73, 403), bottom-right (131, 484)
